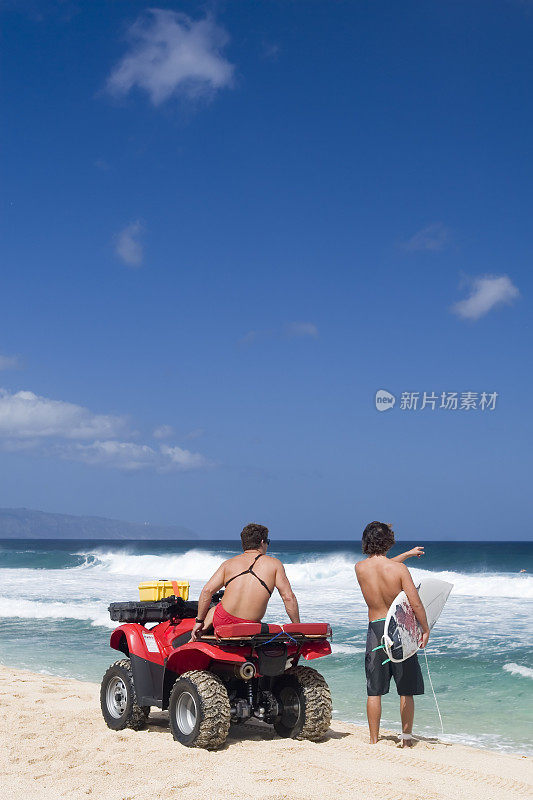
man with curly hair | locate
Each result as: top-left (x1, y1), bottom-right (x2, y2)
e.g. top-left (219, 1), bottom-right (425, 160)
top-left (190, 523), bottom-right (300, 641)
top-left (355, 521), bottom-right (429, 747)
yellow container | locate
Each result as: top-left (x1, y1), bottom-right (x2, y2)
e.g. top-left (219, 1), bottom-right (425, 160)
top-left (138, 580), bottom-right (189, 601)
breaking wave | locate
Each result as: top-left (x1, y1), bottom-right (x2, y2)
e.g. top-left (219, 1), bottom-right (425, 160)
top-left (70, 549), bottom-right (533, 599)
top-left (77, 548), bottom-right (224, 580)
top-left (0, 597), bottom-right (114, 629)
top-left (0, 547), bottom-right (531, 627)
top-left (503, 663), bottom-right (533, 679)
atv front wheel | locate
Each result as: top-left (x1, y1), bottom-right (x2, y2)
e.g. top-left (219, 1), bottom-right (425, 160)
top-left (273, 665), bottom-right (332, 742)
top-left (100, 659), bottom-right (150, 731)
top-left (169, 670), bottom-right (230, 749)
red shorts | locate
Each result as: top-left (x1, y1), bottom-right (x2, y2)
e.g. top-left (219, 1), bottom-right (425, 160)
top-left (212, 602), bottom-right (255, 630)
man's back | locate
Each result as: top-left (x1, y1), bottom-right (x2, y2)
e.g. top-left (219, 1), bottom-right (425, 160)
top-left (221, 552), bottom-right (280, 620)
top-left (355, 556), bottom-right (405, 621)
top-left (190, 523), bottom-right (300, 642)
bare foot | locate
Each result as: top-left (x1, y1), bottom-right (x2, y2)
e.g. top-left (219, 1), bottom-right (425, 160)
top-left (399, 736), bottom-right (413, 748)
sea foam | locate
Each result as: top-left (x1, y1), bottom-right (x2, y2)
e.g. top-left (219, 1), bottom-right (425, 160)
top-left (73, 549), bottom-right (533, 599)
top-left (503, 662), bottom-right (533, 679)
top-left (0, 548), bottom-right (532, 630)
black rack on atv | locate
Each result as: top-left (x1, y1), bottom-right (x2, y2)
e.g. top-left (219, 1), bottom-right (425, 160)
top-left (108, 592), bottom-right (224, 624)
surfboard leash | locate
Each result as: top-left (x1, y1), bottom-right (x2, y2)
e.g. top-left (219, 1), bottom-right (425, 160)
top-left (423, 647), bottom-right (444, 735)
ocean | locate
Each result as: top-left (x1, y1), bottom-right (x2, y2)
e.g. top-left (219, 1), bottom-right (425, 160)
top-left (0, 539), bottom-right (531, 755)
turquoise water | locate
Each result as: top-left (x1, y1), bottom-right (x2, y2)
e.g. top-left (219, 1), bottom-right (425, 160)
top-left (0, 539), bottom-right (531, 754)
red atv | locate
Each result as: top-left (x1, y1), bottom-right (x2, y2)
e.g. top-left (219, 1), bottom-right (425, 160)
top-left (100, 593), bottom-right (333, 750)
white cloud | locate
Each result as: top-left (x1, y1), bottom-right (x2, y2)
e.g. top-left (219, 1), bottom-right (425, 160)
top-left (0, 354), bottom-right (20, 371)
top-left (153, 424), bottom-right (174, 439)
top-left (106, 10), bottom-right (234, 106)
top-left (0, 389), bottom-right (125, 439)
top-left (451, 275), bottom-right (520, 321)
top-left (401, 223), bottom-right (449, 252)
top-left (159, 444), bottom-right (211, 471)
top-left (115, 221), bottom-right (144, 268)
top-left (67, 440), bottom-right (210, 472)
top-left (0, 388), bottom-right (210, 473)
top-left (285, 322), bottom-right (319, 339)
top-left (67, 440), bottom-right (157, 470)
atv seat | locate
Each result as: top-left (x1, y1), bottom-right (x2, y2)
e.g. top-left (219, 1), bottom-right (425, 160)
top-left (282, 623), bottom-right (331, 638)
top-left (214, 623), bottom-right (282, 641)
top-left (208, 622), bottom-right (332, 644)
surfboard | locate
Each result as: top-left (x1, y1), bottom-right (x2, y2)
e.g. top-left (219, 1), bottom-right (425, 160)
top-left (383, 578), bottom-right (453, 663)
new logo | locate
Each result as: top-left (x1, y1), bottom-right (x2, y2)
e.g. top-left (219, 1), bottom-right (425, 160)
top-left (375, 389), bottom-right (396, 412)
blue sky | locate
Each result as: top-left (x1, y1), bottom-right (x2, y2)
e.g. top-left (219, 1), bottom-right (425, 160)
top-left (1, 1), bottom-right (531, 540)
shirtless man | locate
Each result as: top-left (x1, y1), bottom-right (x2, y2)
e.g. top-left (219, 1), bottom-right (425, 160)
top-left (190, 523), bottom-right (300, 641)
top-left (355, 521), bottom-right (430, 747)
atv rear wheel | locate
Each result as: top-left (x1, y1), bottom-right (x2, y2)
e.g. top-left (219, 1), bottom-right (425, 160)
top-left (273, 665), bottom-right (332, 742)
top-left (169, 670), bottom-right (230, 749)
top-left (100, 659), bottom-right (150, 731)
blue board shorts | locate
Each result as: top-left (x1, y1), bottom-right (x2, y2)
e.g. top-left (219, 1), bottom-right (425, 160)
top-left (365, 619), bottom-right (424, 697)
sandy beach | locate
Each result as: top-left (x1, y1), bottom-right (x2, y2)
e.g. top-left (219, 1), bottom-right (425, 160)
top-left (0, 665), bottom-right (531, 800)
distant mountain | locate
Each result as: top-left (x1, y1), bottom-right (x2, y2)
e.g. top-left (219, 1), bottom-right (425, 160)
top-left (0, 508), bottom-right (198, 540)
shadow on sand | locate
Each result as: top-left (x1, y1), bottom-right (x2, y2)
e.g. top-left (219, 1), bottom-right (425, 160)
top-left (144, 711), bottom-right (348, 749)
top-left (377, 733), bottom-right (445, 748)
